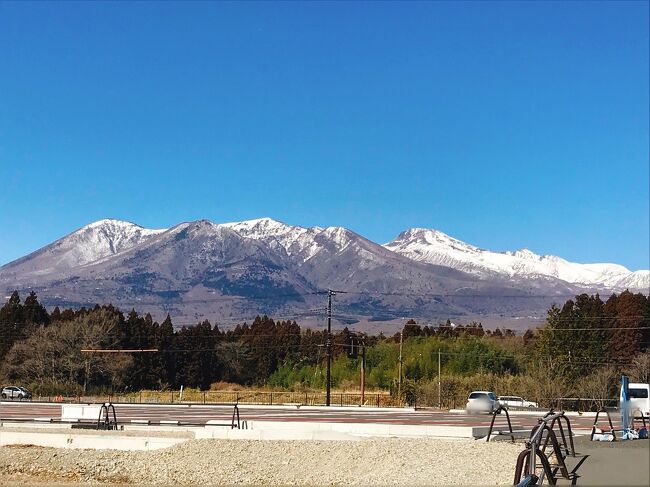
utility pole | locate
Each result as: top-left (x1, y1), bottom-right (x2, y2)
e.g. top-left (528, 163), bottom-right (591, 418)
top-left (360, 341), bottom-right (366, 406)
top-left (398, 331), bottom-right (403, 397)
top-left (326, 290), bottom-right (334, 406)
top-left (438, 349), bottom-right (441, 409)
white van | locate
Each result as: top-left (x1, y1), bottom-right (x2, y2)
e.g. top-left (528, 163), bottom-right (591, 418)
top-left (629, 383), bottom-right (650, 418)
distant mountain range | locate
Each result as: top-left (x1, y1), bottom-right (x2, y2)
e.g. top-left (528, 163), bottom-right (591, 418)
top-left (1, 218), bottom-right (647, 327)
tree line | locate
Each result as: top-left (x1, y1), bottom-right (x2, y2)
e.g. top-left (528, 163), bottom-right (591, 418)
top-left (0, 290), bottom-right (648, 405)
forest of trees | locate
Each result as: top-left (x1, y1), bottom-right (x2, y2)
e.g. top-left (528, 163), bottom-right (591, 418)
top-left (0, 290), bottom-right (648, 407)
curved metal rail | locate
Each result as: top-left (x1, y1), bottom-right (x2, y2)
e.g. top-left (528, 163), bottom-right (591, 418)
top-left (97, 402), bottom-right (118, 430)
top-left (513, 410), bottom-right (576, 486)
top-left (486, 406), bottom-right (515, 443)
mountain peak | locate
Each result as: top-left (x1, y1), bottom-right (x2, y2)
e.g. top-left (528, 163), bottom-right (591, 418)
top-left (221, 217), bottom-right (295, 237)
top-left (385, 229), bottom-right (647, 289)
top-left (390, 227), bottom-right (480, 254)
top-left (83, 218), bottom-right (141, 230)
top-left (507, 248), bottom-right (540, 260)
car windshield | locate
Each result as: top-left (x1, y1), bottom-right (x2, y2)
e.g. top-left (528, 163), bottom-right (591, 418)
top-left (488, 393), bottom-right (497, 400)
top-left (469, 392), bottom-right (488, 399)
top-left (629, 388), bottom-right (648, 399)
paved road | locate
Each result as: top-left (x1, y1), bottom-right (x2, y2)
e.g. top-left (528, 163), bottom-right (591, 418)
top-left (569, 436), bottom-right (650, 486)
top-left (0, 401), bottom-right (608, 431)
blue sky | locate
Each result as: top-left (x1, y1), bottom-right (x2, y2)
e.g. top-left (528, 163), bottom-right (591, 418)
top-left (0, 1), bottom-right (648, 270)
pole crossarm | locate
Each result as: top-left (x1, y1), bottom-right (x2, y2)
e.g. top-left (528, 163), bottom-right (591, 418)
top-left (80, 349), bottom-right (159, 353)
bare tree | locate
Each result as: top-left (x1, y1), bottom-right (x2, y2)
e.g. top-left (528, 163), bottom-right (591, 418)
top-left (624, 351), bottom-right (650, 383)
top-left (579, 366), bottom-right (618, 411)
top-left (1, 308), bottom-right (130, 395)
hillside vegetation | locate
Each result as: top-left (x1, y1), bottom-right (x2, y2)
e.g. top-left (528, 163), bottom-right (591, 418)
top-left (0, 290), bottom-right (647, 409)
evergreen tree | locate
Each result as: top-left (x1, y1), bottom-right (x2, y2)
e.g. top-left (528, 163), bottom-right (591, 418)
top-left (159, 314), bottom-right (176, 387)
top-left (0, 291), bottom-right (25, 357)
top-left (23, 291), bottom-right (50, 326)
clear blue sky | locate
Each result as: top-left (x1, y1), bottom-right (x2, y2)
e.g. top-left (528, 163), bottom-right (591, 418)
top-left (0, 1), bottom-right (648, 270)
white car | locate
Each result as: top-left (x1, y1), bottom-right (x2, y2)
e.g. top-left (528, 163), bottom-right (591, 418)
top-left (466, 391), bottom-right (498, 413)
top-left (498, 395), bottom-right (538, 408)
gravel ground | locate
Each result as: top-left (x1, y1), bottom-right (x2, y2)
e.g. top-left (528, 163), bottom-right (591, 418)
top-left (0, 438), bottom-right (520, 485)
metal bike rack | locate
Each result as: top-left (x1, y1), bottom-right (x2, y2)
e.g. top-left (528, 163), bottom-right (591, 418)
top-left (486, 406), bottom-right (520, 443)
top-left (231, 404), bottom-right (240, 429)
top-left (513, 411), bottom-right (577, 485)
top-left (97, 402), bottom-right (118, 430)
top-left (590, 407), bottom-right (617, 441)
top-left (631, 408), bottom-right (647, 430)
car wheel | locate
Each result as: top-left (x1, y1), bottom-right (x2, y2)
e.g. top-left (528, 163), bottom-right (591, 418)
top-left (1, 393), bottom-right (5, 399)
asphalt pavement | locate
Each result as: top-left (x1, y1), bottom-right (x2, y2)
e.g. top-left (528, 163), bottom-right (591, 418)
top-left (0, 400), bottom-right (603, 430)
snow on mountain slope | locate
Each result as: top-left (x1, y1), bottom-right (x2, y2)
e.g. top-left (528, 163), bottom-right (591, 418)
top-left (0, 219), bottom-right (166, 280)
top-left (3, 217), bottom-right (645, 323)
top-left (222, 218), bottom-right (365, 264)
top-left (1, 218), bottom-right (646, 298)
top-left (384, 228), bottom-right (649, 291)
top-left (64, 219), bottom-right (167, 265)
top-left (221, 218), bottom-right (324, 262)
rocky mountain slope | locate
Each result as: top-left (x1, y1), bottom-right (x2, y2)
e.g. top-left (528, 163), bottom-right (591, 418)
top-left (1, 218), bottom-right (646, 325)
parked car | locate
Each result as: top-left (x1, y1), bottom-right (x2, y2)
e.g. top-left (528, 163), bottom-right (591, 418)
top-left (466, 391), bottom-right (498, 413)
top-left (498, 395), bottom-right (538, 408)
top-left (1, 386), bottom-right (32, 400)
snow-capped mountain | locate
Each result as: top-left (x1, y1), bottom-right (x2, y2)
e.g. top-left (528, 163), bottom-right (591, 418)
top-left (0, 219), bottom-right (166, 282)
top-left (0, 218), bottom-right (646, 324)
top-left (384, 228), bottom-right (649, 291)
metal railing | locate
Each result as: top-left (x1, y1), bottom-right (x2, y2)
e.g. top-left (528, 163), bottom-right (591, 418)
top-left (37, 391), bottom-right (403, 408)
top-left (29, 391), bottom-right (622, 412)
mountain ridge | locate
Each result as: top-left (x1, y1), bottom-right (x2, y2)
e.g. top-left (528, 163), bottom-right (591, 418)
top-left (0, 218), bottom-right (646, 325)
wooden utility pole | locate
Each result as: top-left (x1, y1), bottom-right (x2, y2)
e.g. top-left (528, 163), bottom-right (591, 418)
top-left (398, 331), bottom-right (403, 397)
top-left (326, 290), bottom-right (334, 406)
top-left (360, 342), bottom-right (366, 406)
top-left (438, 349), bottom-right (441, 409)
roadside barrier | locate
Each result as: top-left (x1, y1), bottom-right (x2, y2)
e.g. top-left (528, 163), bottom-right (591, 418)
top-left (513, 410), bottom-right (576, 486)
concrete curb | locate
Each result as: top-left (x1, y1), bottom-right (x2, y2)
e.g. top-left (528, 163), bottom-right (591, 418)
top-left (57, 402), bottom-right (416, 413)
top-left (2, 400), bottom-right (414, 413)
top-left (0, 430), bottom-right (187, 450)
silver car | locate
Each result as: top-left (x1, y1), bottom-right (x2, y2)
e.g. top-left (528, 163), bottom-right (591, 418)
top-left (466, 391), bottom-right (498, 413)
top-left (1, 386), bottom-right (32, 400)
